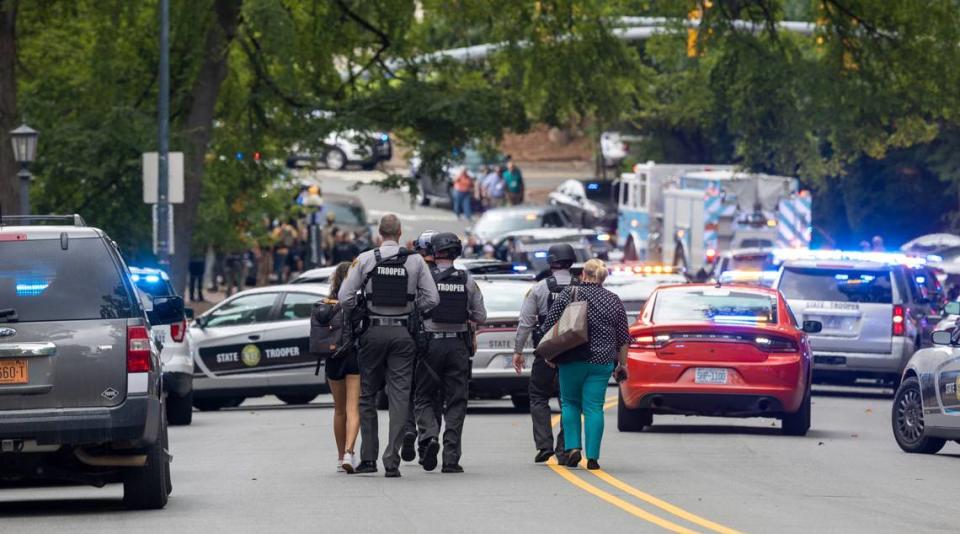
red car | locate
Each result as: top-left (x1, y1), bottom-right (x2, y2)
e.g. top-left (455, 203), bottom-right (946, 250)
top-left (618, 283), bottom-right (821, 436)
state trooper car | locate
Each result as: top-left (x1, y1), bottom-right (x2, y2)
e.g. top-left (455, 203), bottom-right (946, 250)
top-left (188, 283), bottom-right (329, 410)
top-left (892, 303), bottom-right (960, 454)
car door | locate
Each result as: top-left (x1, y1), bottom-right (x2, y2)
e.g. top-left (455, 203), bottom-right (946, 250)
top-left (256, 291), bottom-right (325, 379)
top-left (931, 349), bottom-right (960, 428)
top-left (191, 292), bottom-right (284, 377)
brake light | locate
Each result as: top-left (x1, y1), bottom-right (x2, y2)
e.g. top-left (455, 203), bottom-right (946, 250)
top-left (753, 335), bottom-right (798, 352)
top-left (630, 334), bottom-right (670, 349)
top-left (127, 325), bottom-right (152, 372)
top-left (170, 319), bottom-right (186, 343)
top-left (705, 248), bottom-right (717, 263)
top-left (892, 305), bottom-right (905, 336)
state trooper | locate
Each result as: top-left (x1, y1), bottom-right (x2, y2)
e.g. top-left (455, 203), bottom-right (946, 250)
top-left (339, 214), bottom-right (440, 477)
top-left (415, 232), bottom-right (486, 473)
top-left (512, 243), bottom-right (577, 463)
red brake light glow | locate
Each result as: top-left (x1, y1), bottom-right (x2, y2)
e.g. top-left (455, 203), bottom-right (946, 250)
top-left (170, 319), bottom-right (186, 343)
top-left (127, 325), bottom-right (152, 372)
top-left (892, 305), bottom-right (905, 336)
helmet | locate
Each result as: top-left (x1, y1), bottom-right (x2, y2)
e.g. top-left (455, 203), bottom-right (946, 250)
top-left (415, 230), bottom-right (438, 255)
top-left (431, 232), bottom-right (463, 258)
top-left (547, 243), bottom-right (576, 265)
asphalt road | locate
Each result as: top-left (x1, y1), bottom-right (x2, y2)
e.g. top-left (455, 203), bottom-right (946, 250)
top-left (1, 386), bottom-right (957, 533)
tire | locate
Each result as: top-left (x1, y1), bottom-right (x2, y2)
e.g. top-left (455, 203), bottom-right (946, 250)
top-left (376, 389), bottom-right (389, 411)
top-left (325, 148), bottom-right (347, 170)
top-left (276, 394), bottom-right (318, 405)
top-left (361, 161), bottom-right (377, 171)
top-left (617, 390), bottom-right (652, 432)
top-left (193, 397), bottom-right (244, 412)
top-left (782, 389), bottom-right (811, 436)
top-left (892, 376), bottom-right (946, 454)
top-left (122, 416), bottom-right (170, 510)
top-left (511, 394), bottom-right (531, 413)
top-left (166, 390), bottom-right (193, 426)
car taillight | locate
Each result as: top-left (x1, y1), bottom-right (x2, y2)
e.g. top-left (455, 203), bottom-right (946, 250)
top-left (630, 334), bottom-right (670, 349)
top-left (753, 336), bottom-right (798, 352)
top-left (170, 319), bottom-right (186, 343)
top-left (892, 305), bottom-right (905, 336)
top-left (127, 325), bottom-right (152, 373)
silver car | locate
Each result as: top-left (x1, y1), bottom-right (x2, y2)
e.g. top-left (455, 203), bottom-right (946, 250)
top-left (189, 284), bottom-right (329, 410)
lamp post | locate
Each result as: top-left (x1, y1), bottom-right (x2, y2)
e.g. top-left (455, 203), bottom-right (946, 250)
top-left (10, 124), bottom-right (39, 216)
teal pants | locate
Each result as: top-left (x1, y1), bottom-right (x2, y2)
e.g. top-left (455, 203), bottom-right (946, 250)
top-left (559, 361), bottom-right (614, 461)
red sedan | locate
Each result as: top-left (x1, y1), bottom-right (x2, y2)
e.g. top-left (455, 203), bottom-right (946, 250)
top-left (618, 283), bottom-right (821, 436)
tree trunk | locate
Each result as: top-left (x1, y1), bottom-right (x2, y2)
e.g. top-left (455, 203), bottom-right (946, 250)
top-left (0, 0), bottom-right (19, 216)
top-left (171, 0), bottom-right (241, 293)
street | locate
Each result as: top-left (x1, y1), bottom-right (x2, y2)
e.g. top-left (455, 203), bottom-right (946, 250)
top-left (0, 386), bottom-right (956, 533)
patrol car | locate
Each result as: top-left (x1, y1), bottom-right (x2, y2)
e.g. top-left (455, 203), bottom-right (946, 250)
top-left (604, 264), bottom-right (689, 322)
top-left (493, 228), bottom-right (613, 264)
top-left (130, 267), bottom-right (194, 425)
top-left (892, 315), bottom-right (960, 454)
top-left (189, 283), bottom-right (329, 410)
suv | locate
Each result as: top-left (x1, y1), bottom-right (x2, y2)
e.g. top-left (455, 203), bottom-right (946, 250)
top-left (0, 215), bottom-right (173, 509)
top-left (131, 267), bottom-right (193, 426)
top-left (774, 259), bottom-right (923, 386)
top-left (287, 129), bottom-right (392, 171)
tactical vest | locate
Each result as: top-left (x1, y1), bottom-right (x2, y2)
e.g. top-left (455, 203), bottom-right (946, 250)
top-left (368, 249), bottom-right (412, 307)
top-left (430, 267), bottom-right (469, 324)
top-left (537, 276), bottom-right (569, 326)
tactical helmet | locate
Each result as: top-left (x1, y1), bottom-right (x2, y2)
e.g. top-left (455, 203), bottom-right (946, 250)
top-left (431, 232), bottom-right (463, 258)
top-left (546, 243), bottom-right (577, 265)
top-left (415, 230), bottom-right (438, 255)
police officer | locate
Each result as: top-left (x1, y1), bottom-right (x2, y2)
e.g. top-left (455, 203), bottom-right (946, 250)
top-left (339, 214), bottom-right (440, 477)
top-left (415, 232), bottom-right (486, 473)
top-left (512, 243), bottom-right (577, 463)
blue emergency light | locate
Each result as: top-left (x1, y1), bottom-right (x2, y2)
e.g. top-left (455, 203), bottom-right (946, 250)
top-left (15, 281), bottom-right (49, 297)
top-left (587, 183), bottom-right (600, 190)
top-left (533, 251), bottom-right (548, 258)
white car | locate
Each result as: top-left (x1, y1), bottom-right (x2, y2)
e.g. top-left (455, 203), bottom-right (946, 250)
top-left (600, 131), bottom-right (628, 167)
top-left (287, 129), bottom-right (392, 170)
top-left (189, 284), bottom-right (330, 410)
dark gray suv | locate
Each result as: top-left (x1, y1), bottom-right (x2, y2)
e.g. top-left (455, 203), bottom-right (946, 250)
top-left (0, 215), bottom-right (172, 509)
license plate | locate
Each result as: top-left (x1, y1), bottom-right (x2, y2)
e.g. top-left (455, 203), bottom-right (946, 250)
top-left (807, 315), bottom-right (852, 330)
top-left (695, 367), bottom-right (727, 385)
top-left (0, 360), bottom-right (28, 384)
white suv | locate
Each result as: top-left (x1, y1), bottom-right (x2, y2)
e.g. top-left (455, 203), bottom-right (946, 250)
top-left (287, 129), bottom-right (392, 170)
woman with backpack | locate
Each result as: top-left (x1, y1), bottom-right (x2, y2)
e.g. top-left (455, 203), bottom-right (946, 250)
top-left (311, 262), bottom-right (361, 473)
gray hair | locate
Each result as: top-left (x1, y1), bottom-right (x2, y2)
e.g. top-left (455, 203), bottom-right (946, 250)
top-left (378, 214), bottom-right (402, 240)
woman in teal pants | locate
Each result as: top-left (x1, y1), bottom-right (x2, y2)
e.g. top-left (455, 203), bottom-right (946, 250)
top-left (541, 259), bottom-right (630, 470)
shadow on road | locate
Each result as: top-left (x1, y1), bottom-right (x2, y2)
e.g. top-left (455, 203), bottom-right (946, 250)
top-left (641, 424), bottom-right (849, 439)
top-left (0, 497), bottom-right (124, 517)
top-left (812, 387), bottom-right (894, 400)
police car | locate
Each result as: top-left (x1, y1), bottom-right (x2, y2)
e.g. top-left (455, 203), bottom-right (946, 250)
top-left (892, 317), bottom-right (960, 454)
top-left (188, 283), bottom-right (329, 410)
top-left (605, 264), bottom-right (689, 322)
top-left (130, 267), bottom-right (194, 425)
top-left (493, 228), bottom-right (612, 265)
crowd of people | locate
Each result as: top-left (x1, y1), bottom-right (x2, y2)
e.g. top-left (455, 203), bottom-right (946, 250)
top-left (451, 159), bottom-right (526, 221)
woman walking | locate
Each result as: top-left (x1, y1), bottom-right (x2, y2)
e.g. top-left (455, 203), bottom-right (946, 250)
top-left (540, 258), bottom-right (630, 470)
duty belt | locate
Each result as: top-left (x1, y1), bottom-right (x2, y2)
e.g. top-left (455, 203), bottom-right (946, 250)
top-left (370, 317), bottom-right (408, 327)
top-left (428, 332), bottom-right (466, 339)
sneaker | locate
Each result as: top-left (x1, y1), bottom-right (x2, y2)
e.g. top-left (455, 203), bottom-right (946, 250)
top-left (586, 459), bottom-right (600, 470)
top-left (342, 452), bottom-right (355, 474)
top-left (385, 468), bottom-right (401, 478)
top-left (354, 461), bottom-right (377, 474)
top-left (534, 449), bottom-right (555, 463)
top-left (337, 458), bottom-right (344, 473)
top-left (421, 438), bottom-right (440, 472)
top-left (441, 464), bottom-right (464, 473)
top-left (565, 450), bottom-right (582, 468)
top-left (401, 432), bottom-right (417, 462)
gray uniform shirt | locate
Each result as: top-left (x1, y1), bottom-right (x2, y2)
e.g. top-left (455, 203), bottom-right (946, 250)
top-left (338, 240), bottom-right (440, 317)
top-left (424, 259), bottom-right (487, 333)
top-left (514, 269), bottom-right (573, 353)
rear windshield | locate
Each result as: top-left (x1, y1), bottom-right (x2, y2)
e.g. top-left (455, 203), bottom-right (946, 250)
top-left (725, 253), bottom-right (775, 272)
top-left (133, 274), bottom-right (176, 298)
top-left (321, 202), bottom-right (365, 226)
top-left (583, 181), bottom-right (619, 204)
top-left (478, 283), bottom-right (530, 314)
top-left (652, 288), bottom-right (778, 325)
top-left (779, 267), bottom-right (893, 304)
top-left (0, 238), bottom-right (137, 322)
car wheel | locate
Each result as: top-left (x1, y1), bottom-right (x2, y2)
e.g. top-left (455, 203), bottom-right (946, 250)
top-left (617, 390), bottom-right (652, 432)
top-left (325, 148), bottom-right (347, 170)
top-left (376, 389), bottom-right (389, 410)
top-left (782, 389), bottom-right (811, 436)
top-left (276, 394), bottom-right (318, 405)
top-left (166, 390), bottom-right (193, 426)
top-left (122, 416), bottom-right (170, 510)
top-left (361, 161), bottom-right (377, 171)
top-left (892, 376), bottom-right (946, 454)
top-left (511, 394), bottom-right (531, 413)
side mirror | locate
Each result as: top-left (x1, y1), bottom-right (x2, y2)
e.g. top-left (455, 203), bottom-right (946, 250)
top-left (932, 330), bottom-right (954, 346)
top-left (150, 295), bottom-right (185, 325)
top-left (944, 301), bottom-right (960, 316)
top-left (184, 308), bottom-right (195, 320)
top-left (801, 320), bottom-right (822, 334)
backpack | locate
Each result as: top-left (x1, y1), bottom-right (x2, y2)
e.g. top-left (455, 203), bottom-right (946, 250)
top-left (310, 298), bottom-right (352, 374)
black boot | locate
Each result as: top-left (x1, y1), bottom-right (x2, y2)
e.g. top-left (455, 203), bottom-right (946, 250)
top-left (534, 449), bottom-right (555, 463)
top-left (354, 461), bottom-right (378, 474)
top-left (421, 438), bottom-right (440, 471)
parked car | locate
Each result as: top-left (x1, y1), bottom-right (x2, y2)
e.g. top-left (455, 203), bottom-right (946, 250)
top-left (469, 205), bottom-right (572, 245)
top-left (0, 215), bottom-right (172, 509)
top-left (548, 178), bottom-right (620, 233)
top-left (287, 129), bottom-right (392, 170)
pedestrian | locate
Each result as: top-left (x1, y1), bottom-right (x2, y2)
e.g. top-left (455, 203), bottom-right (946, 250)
top-left (872, 235), bottom-right (885, 252)
top-left (480, 165), bottom-right (505, 209)
top-left (321, 212), bottom-right (337, 265)
top-left (503, 159), bottom-right (524, 206)
top-left (314, 262), bottom-right (362, 473)
top-left (272, 219), bottom-right (299, 283)
top-left (338, 214), bottom-right (440, 478)
top-left (512, 243), bottom-right (578, 463)
top-left (223, 247), bottom-right (246, 297)
top-left (452, 167), bottom-right (475, 220)
top-left (188, 254), bottom-right (205, 302)
top-left (331, 230), bottom-right (361, 265)
top-left (414, 233), bottom-right (486, 473)
top-left (541, 258), bottom-right (630, 470)
top-left (254, 242), bottom-right (272, 287)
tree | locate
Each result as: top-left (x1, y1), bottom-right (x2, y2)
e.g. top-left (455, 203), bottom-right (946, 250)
top-left (0, 0), bottom-right (18, 216)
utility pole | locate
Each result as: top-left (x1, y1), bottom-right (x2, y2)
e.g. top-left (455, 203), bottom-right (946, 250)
top-left (157, 0), bottom-right (171, 269)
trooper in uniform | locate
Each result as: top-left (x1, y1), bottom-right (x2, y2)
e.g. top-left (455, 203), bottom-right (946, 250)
top-left (415, 232), bottom-right (486, 472)
top-left (339, 214), bottom-right (440, 477)
top-left (513, 243), bottom-right (577, 463)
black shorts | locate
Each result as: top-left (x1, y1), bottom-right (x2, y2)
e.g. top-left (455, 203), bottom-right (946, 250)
top-left (324, 350), bottom-right (360, 381)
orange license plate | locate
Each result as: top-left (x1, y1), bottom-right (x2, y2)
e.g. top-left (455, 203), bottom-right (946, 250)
top-left (0, 360), bottom-right (28, 384)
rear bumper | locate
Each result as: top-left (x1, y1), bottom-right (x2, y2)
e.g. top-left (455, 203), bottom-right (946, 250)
top-left (0, 395), bottom-right (161, 446)
top-left (812, 339), bottom-right (909, 376)
top-left (469, 374), bottom-right (530, 398)
top-left (629, 392), bottom-right (787, 417)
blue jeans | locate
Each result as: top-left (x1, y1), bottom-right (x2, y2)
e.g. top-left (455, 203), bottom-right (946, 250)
top-left (453, 190), bottom-right (472, 219)
top-left (559, 361), bottom-right (614, 460)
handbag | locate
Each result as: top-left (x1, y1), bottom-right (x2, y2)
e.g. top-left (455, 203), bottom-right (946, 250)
top-left (534, 288), bottom-right (589, 362)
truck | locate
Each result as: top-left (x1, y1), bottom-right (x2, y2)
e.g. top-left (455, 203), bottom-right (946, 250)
top-left (616, 161), bottom-right (812, 273)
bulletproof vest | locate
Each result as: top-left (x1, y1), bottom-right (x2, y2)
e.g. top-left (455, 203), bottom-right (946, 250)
top-left (368, 249), bottom-right (412, 307)
top-left (430, 267), bottom-right (469, 324)
top-left (537, 276), bottom-right (568, 326)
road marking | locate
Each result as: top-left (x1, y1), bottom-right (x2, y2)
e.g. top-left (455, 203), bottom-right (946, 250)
top-left (548, 396), bottom-right (743, 534)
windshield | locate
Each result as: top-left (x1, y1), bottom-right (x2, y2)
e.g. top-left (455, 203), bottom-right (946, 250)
top-left (583, 181), bottom-right (619, 205)
top-left (652, 288), bottom-right (779, 325)
top-left (474, 211), bottom-right (547, 237)
top-left (322, 201), bottom-right (365, 226)
top-left (779, 267), bottom-right (893, 304)
top-left (0, 238), bottom-right (137, 322)
top-left (478, 282), bottom-right (531, 314)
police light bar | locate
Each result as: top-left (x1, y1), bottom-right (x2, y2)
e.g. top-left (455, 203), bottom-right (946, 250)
top-left (610, 263), bottom-right (679, 275)
top-left (772, 249), bottom-right (926, 267)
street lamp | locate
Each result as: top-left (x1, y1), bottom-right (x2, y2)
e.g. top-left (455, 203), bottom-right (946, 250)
top-left (10, 124), bottom-right (39, 215)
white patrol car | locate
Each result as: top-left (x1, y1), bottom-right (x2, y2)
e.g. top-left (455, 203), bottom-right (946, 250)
top-left (130, 267), bottom-right (194, 426)
top-left (604, 263), bottom-right (689, 322)
top-left (188, 283), bottom-right (329, 410)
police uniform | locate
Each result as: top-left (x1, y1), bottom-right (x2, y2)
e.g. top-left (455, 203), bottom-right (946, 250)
top-left (339, 240), bottom-right (439, 474)
top-left (515, 268), bottom-right (572, 458)
top-left (415, 233), bottom-right (486, 471)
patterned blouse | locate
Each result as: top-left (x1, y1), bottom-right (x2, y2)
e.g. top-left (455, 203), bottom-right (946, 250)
top-left (541, 282), bottom-right (630, 366)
